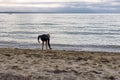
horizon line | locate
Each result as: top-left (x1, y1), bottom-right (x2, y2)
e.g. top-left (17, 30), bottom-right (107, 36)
top-left (0, 12), bottom-right (120, 14)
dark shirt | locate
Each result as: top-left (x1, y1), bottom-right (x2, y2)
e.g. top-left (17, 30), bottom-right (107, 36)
top-left (40, 34), bottom-right (49, 41)
top-left (38, 34), bottom-right (49, 41)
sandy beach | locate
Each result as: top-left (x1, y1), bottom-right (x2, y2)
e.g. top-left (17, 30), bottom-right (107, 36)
top-left (0, 48), bottom-right (120, 80)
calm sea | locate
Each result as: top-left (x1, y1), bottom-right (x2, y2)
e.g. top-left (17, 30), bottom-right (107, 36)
top-left (0, 13), bottom-right (120, 52)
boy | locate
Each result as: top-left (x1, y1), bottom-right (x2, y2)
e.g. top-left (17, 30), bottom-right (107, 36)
top-left (38, 34), bottom-right (52, 50)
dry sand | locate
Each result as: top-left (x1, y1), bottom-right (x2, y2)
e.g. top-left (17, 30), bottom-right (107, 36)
top-left (0, 48), bottom-right (120, 80)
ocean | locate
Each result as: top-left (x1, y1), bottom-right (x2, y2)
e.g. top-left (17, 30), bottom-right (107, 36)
top-left (0, 13), bottom-right (120, 52)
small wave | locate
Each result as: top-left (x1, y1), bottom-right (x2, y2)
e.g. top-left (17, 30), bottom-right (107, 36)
top-left (8, 31), bottom-right (39, 34)
top-left (17, 23), bottom-right (60, 26)
top-left (88, 23), bottom-right (105, 25)
top-left (108, 25), bottom-right (120, 27)
top-left (17, 23), bottom-right (40, 25)
top-left (63, 31), bottom-right (120, 35)
top-left (109, 30), bottom-right (120, 32)
top-left (40, 22), bottom-right (59, 25)
top-left (52, 44), bottom-right (120, 52)
top-left (63, 32), bottom-right (81, 35)
top-left (0, 41), bottom-right (19, 44)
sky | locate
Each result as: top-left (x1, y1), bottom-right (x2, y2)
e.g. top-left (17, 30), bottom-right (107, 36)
top-left (0, 0), bottom-right (120, 13)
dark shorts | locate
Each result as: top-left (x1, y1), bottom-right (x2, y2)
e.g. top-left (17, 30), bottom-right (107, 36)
top-left (41, 35), bottom-right (49, 41)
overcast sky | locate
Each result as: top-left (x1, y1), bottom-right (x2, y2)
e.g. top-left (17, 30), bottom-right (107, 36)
top-left (0, 0), bottom-right (120, 13)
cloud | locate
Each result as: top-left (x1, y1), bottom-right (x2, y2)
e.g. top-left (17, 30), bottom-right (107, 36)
top-left (0, 0), bottom-right (120, 13)
top-left (0, 0), bottom-right (108, 3)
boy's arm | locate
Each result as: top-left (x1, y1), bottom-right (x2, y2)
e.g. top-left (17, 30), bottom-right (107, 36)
top-left (38, 35), bottom-right (41, 43)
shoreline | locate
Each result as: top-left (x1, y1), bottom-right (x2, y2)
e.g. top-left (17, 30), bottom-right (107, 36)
top-left (0, 48), bottom-right (120, 80)
top-left (1, 40), bottom-right (120, 52)
top-left (1, 43), bottom-right (120, 53)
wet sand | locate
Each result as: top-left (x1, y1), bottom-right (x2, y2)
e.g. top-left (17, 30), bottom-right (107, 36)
top-left (0, 48), bottom-right (120, 80)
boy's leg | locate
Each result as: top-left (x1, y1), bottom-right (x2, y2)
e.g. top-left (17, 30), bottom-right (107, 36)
top-left (46, 41), bottom-right (48, 50)
top-left (48, 39), bottom-right (52, 49)
top-left (42, 41), bottom-right (44, 50)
